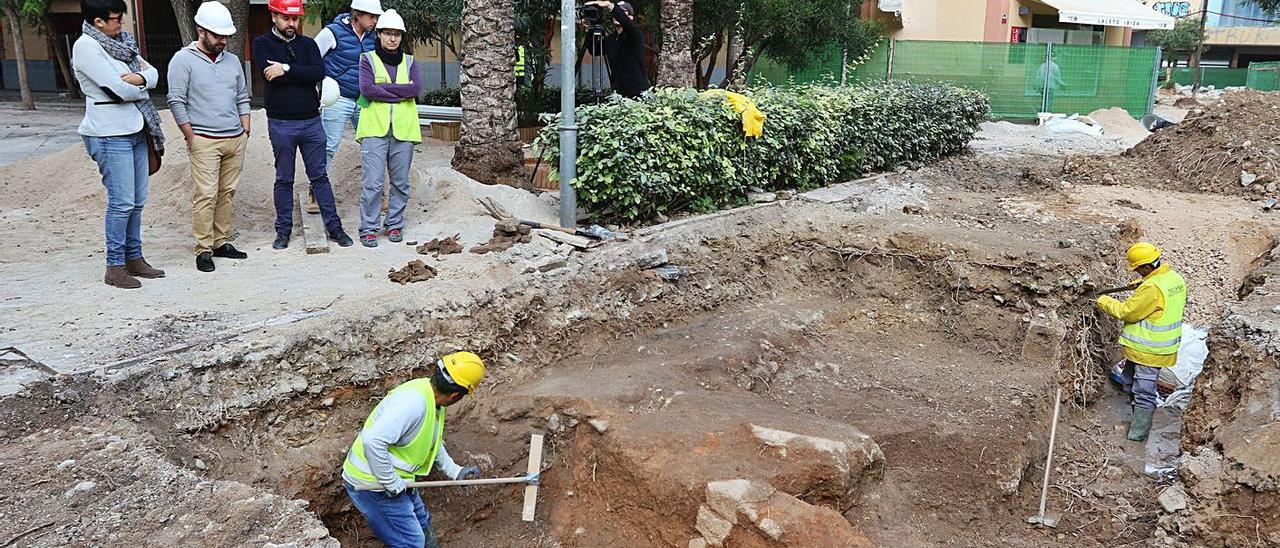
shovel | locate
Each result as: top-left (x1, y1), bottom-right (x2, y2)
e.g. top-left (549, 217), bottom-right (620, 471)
top-left (1027, 388), bottom-right (1063, 529)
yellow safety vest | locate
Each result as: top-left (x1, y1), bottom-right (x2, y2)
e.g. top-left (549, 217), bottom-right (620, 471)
top-left (342, 378), bottom-right (445, 483)
top-left (355, 52), bottom-right (423, 143)
top-left (1119, 268), bottom-right (1186, 356)
top-left (512, 45), bottom-right (527, 77)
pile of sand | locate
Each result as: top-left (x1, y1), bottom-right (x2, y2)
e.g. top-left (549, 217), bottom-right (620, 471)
top-left (1085, 107), bottom-right (1150, 147)
top-left (1067, 90), bottom-right (1280, 196)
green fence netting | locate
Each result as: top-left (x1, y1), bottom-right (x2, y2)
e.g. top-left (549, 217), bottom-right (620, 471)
top-left (1248, 62), bottom-right (1280, 92)
top-left (1165, 67), bottom-right (1249, 88)
top-left (750, 40), bottom-right (1160, 119)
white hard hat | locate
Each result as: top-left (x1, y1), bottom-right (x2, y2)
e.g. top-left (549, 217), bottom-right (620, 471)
top-left (376, 9), bottom-right (405, 31)
top-left (194, 1), bottom-right (236, 36)
top-left (350, 0), bottom-right (384, 15)
top-left (320, 77), bottom-right (340, 107)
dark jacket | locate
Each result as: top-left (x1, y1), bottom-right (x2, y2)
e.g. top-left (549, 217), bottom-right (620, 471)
top-left (252, 30), bottom-right (325, 120)
top-left (603, 5), bottom-right (649, 98)
top-left (323, 14), bottom-right (377, 99)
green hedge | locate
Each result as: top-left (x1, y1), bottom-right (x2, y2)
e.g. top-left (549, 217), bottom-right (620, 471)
top-left (534, 82), bottom-right (989, 223)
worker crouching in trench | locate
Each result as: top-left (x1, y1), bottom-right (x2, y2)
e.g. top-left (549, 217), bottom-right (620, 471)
top-left (1095, 242), bottom-right (1188, 442)
top-left (341, 352), bottom-right (486, 547)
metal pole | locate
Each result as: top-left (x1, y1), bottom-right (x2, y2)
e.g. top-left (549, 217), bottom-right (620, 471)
top-left (1148, 46), bottom-right (1162, 116)
top-left (1041, 43), bottom-right (1052, 113)
top-left (558, 0), bottom-right (579, 228)
top-left (886, 39), bottom-right (895, 81)
top-left (1191, 1), bottom-right (1208, 94)
top-left (439, 25), bottom-right (447, 89)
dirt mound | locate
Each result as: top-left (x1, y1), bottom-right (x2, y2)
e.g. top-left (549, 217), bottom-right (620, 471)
top-left (1087, 107), bottom-right (1150, 147)
top-left (1066, 90), bottom-right (1280, 196)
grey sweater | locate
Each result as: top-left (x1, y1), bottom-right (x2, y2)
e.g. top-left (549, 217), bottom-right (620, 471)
top-left (166, 43), bottom-right (250, 137)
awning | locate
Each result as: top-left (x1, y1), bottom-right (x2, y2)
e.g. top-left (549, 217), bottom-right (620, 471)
top-left (1036, 0), bottom-right (1175, 30)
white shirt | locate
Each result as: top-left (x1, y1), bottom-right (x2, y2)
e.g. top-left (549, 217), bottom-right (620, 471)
top-left (71, 35), bottom-right (158, 137)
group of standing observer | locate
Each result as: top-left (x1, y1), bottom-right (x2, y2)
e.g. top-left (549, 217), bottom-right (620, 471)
top-left (73, 0), bottom-right (422, 288)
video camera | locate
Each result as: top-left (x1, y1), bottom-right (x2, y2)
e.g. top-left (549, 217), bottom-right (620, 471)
top-left (579, 2), bottom-right (611, 31)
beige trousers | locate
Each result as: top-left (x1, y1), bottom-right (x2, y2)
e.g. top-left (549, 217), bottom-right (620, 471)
top-left (190, 134), bottom-right (247, 255)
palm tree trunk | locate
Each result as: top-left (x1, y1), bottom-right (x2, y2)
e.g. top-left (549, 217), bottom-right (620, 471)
top-left (452, 0), bottom-right (522, 185)
top-left (225, 0), bottom-right (250, 61)
top-left (655, 0), bottom-right (694, 88)
top-left (2, 2), bottom-right (35, 110)
top-left (171, 0), bottom-right (197, 45)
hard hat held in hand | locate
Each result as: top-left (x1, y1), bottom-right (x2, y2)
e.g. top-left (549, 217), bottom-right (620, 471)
top-left (440, 352), bottom-right (486, 394)
top-left (1126, 242), bottom-right (1161, 271)
top-left (376, 9), bottom-right (405, 31)
top-left (350, 0), bottom-right (384, 15)
top-left (268, 0), bottom-right (304, 16)
top-left (194, 1), bottom-right (236, 35)
top-left (321, 77), bottom-right (340, 107)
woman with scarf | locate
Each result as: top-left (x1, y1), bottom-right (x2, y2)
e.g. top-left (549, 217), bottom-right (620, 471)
top-left (354, 9), bottom-right (422, 248)
top-left (73, 0), bottom-right (167, 289)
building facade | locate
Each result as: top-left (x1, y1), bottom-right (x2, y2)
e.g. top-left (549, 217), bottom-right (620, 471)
top-left (864, 0), bottom-right (1175, 46)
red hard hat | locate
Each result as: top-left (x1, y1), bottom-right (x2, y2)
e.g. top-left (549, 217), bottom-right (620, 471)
top-left (268, 0), bottom-right (304, 15)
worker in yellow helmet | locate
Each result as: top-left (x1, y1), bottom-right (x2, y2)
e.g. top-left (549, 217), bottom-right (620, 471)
top-left (342, 351), bottom-right (486, 547)
top-left (1096, 243), bottom-right (1187, 442)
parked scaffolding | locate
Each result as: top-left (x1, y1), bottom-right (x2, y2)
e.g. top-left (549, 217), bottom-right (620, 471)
top-left (751, 40), bottom-right (1162, 120)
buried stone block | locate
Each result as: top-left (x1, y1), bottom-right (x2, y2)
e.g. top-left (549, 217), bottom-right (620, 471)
top-left (694, 479), bottom-right (874, 547)
top-left (748, 423), bottom-right (884, 510)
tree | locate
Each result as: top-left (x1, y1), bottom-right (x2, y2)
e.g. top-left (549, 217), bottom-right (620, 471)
top-left (171, 0), bottom-right (197, 45)
top-left (1245, 0), bottom-right (1280, 12)
top-left (226, 0), bottom-right (249, 59)
top-left (656, 0), bottom-right (694, 87)
top-left (21, 0), bottom-right (79, 98)
top-left (693, 0), bottom-right (879, 89)
top-left (1146, 16), bottom-right (1204, 66)
top-left (310, 0), bottom-right (464, 58)
top-left (0, 0), bottom-right (34, 110)
top-left (452, 0), bottom-right (522, 184)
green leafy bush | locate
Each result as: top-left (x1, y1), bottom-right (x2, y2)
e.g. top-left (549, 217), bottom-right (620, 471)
top-left (534, 82), bottom-right (989, 223)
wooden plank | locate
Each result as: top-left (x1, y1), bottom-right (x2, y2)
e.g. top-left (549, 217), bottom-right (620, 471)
top-left (535, 229), bottom-right (594, 250)
top-left (298, 186), bottom-right (330, 254)
top-left (522, 433), bottom-right (545, 522)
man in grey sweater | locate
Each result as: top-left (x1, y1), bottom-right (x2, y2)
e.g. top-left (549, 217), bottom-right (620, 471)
top-left (167, 1), bottom-right (250, 273)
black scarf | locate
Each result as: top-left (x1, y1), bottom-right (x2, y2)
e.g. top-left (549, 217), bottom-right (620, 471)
top-left (376, 44), bottom-right (402, 69)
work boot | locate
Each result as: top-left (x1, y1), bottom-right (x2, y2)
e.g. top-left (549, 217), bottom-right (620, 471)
top-left (387, 228), bottom-right (403, 243)
top-left (212, 243), bottom-right (248, 259)
top-left (104, 266), bottom-right (141, 289)
top-left (307, 190), bottom-right (320, 214)
top-left (273, 233), bottom-right (290, 250)
top-left (125, 258), bottom-right (165, 279)
top-left (361, 233), bottom-right (379, 247)
top-left (1127, 407), bottom-right (1154, 442)
top-left (329, 229), bottom-right (354, 247)
top-left (196, 252), bottom-right (215, 272)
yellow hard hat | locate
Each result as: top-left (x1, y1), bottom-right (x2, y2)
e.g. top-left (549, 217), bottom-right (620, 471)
top-left (1126, 242), bottom-right (1161, 271)
top-left (440, 351), bottom-right (486, 394)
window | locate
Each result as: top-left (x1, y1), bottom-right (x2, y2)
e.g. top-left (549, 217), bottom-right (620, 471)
top-left (1209, 0), bottom-right (1276, 28)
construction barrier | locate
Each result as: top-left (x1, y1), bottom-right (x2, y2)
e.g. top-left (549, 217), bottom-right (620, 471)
top-left (750, 40), bottom-right (1161, 120)
top-left (1247, 62), bottom-right (1280, 92)
top-left (1164, 67), bottom-right (1249, 88)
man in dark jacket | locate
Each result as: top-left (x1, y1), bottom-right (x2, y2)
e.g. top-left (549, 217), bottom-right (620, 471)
top-left (252, 0), bottom-right (353, 250)
top-left (587, 0), bottom-right (649, 98)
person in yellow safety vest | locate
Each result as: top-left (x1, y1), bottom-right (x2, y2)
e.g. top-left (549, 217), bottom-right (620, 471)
top-left (514, 45), bottom-right (527, 87)
top-left (342, 352), bottom-right (487, 548)
top-left (1096, 242), bottom-right (1187, 442)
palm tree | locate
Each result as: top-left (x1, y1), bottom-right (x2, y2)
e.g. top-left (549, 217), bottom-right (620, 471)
top-left (656, 0), bottom-right (694, 87)
top-left (452, 0), bottom-right (523, 184)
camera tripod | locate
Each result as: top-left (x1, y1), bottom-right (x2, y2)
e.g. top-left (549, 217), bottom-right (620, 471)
top-left (575, 22), bottom-right (613, 104)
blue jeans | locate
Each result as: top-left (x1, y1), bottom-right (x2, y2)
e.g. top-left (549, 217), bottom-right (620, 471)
top-left (359, 135), bottom-right (415, 235)
top-left (322, 96), bottom-right (360, 172)
top-left (268, 117), bottom-right (344, 235)
top-left (345, 483), bottom-right (439, 548)
top-left (84, 132), bottom-right (148, 266)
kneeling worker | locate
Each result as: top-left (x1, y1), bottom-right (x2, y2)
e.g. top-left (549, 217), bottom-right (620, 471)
top-left (343, 352), bottom-right (487, 547)
top-left (1096, 242), bottom-right (1187, 442)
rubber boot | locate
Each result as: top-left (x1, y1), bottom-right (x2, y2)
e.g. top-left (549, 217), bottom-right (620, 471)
top-left (104, 266), bottom-right (141, 289)
top-left (307, 190), bottom-right (320, 214)
top-left (1127, 407), bottom-right (1154, 442)
top-left (125, 257), bottom-right (166, 278)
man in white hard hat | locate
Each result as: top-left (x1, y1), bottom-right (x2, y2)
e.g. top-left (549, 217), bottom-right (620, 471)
top-left (167, 1), bottom-right (251, 273)
top-left (315, 0), bottom-right (381, 189)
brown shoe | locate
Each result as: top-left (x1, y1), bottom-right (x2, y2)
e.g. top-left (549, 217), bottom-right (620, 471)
top-left (104, 266), bottom-right (141, 289)
top-left (126, 258), bottom-right (166, 279)
top-left (307, 190), bottom-right (320, 214)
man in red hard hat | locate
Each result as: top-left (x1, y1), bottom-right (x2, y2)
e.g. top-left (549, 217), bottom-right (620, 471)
top-left (251, 0), bottom-right (353, 250)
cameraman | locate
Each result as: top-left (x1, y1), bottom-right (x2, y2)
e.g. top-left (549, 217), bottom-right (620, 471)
top-left (585, 0), bottom-right (649, 98)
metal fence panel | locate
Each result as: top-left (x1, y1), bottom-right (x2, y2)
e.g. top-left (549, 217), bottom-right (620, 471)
top-left (749, 40), bottom-right (1160, 119)
top-left (1247, 62), bottom-right (1280, 92)
top-left (1166, 67), bottom-right (1249, 88)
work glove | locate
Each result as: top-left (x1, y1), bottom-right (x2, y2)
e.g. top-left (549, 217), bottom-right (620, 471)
top-left (385, 481), bottom-right (407, 499)
top-left (457, 466), bottom-right (481, 481)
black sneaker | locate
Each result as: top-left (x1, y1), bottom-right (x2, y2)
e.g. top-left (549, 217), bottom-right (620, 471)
top-left (212, 243), bottom-right (248, 259)
top-left (273, 233), bottom-right (290, 250)
top-left (329, 230), bottom-right (353, 247)
top-left (196, 252), bottom-right (215, 272)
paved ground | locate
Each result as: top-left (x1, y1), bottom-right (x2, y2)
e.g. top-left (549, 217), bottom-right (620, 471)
top-left (0, 99), bottom-right (85, 167)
